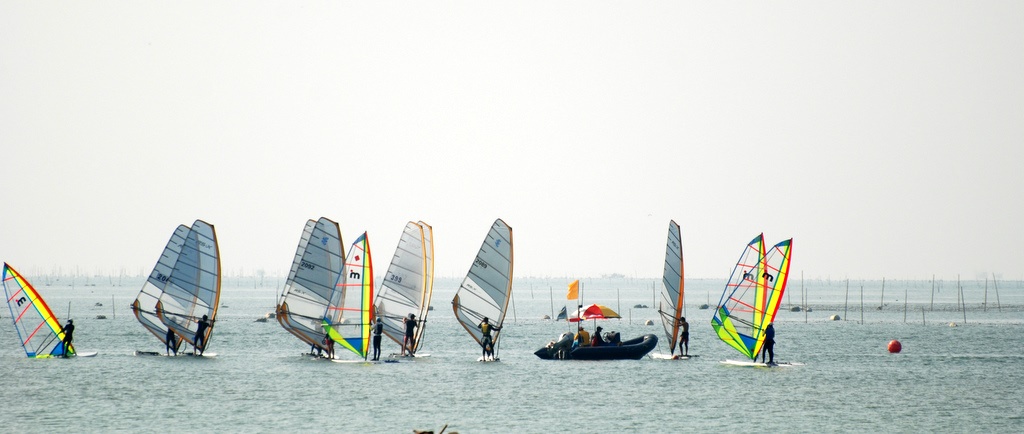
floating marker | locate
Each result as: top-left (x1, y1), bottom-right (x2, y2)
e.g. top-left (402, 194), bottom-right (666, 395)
top-left (888, 340), bottom-right (902, 353)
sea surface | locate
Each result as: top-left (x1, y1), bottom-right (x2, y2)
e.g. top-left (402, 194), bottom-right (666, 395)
top-left (2, 275), bottom-right (1022, 433)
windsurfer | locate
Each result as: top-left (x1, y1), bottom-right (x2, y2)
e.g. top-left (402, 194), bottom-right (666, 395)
top-left (60, 319), bottom-right (75, 358)
top-left (165, 327), bottom-right (178, 356)
top-left (403, 314), bottom-right (418, 356)
top-left (193, 315), bottom-right (211, 355)
top-left (478, 317), bottom-right (501, 361)
top-left (372, 317), bottom-right (384, 361)
top-left (677, 317), bottom-right (689, 356)
top-left (761, 323), bottom-right (775, 364)
top-left (323, 333), bottom-right (335, 359)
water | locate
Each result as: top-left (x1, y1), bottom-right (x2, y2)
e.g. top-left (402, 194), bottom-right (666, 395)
top-left (2, 276), bottom-right (1023, 432)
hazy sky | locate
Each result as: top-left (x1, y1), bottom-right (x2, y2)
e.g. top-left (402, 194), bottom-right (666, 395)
top-left (2, 2), bottom-right (1022, 281)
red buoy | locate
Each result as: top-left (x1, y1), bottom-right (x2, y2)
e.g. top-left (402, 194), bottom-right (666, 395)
top-left (888, 340), bottom-right (902, 353)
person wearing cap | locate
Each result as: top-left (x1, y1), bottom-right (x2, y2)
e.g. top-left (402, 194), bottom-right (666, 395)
top-left (371, 317), bottom-right (384, 361)
top-left (761, 322), bottom-right (776, 364)
top-left (193, 314), bottom-right (211, 356)
top-left (60, 319), bottom-right (75, 358)
top-left (477, 317), bottom-right (501, 361)
top-left (403, 314), bottom-right (418, 356)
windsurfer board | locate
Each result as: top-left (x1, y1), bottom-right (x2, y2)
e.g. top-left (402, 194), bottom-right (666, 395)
top-left (650, 353), bottom-right (697, 360)
top-left (133, 351), bottom-right (216, 357)
top-left (387, 353), bottom-right (431, 360)
top-left (331, 359), bottom-right (384, 364)
top-left (477, 357), bottom-right (501, 362)
top-left (720, 359), bottom-right (802, 368)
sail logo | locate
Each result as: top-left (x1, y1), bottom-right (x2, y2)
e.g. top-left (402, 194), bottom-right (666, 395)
top-left (300, 260), bottom-right (316, 271)
top-left (320, 236), bottom-right (329, 246)
top-left (15, 296), bottom-right (26, 306)
top-left (474, 258), bottom-right (489, 269)
top-left (349, 270), bottom-right (361, 280)
top-left (495, 239), bottom-right (502, 248)
top-left (155, 272), bottom-right (170, 283)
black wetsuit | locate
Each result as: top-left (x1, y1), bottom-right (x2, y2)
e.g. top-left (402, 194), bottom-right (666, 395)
top-left (479, 322), bottom-right (500, 359)
top-left (372, 321), bottom-right (384, 360)
top-left (165, 328), bottom-right (177, 355)
top-left (404, 318), bottom-right (417, 355)
top-left (761, 324), bottom-right (775, 363)
top-left (678, 320), bottom-right (689, 355)
top-left (61, 323), bottom-right (75, 357)
top-left (194, 319), bottom-right (210, 354)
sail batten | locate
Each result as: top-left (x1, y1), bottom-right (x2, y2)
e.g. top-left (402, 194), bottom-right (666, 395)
top-left (452, 219), bottom-right (514, 351)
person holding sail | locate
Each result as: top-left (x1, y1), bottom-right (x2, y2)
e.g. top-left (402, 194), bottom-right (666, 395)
top-left (165, 327), bottom-right (178, 356)
top-left (372, 317), bottom-right (384, 361)
top-left (60, 319), bottom-right (75, 358)
top-left (478, 317), bottom-right (501, 361)
top-left (677, 317), bottom-right (689, 356)
top-left (403, 314), bottom-right (418, 356)
top-left (761, 322), bottom-right (776, 365)
top-left (193, 315), bottom-right (211, 356)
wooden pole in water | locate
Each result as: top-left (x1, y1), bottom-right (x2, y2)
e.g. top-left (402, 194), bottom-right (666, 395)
top-left (993, 273), bottom-right (1002, 312)
top-left (922, 307), bottom-right (926, 325)
top-left (957, 275), bottom-right (962, 313)
top-left (549, 286), bottom-right (553, 319)
top-left (112, 295), bottom-right (115, 319)
top-left (876, 276), bottom-right (884, 311)
top-left (930, 275), bottom-right (935, 311)
top-left (903, 285), bottom-right (908, 323)
top-left (860, 284), bottom-right (864, 325)
top-left (617, 288), bottom-right (620, 318)
top-left (511, 289), bottom-right (517, 323)
top-left (983, 278), bottom-right (988, 312)
top-left (844, 279), bottom-right (849, 321)
top-left (803, 271), bottom-right (807, 323)
top-left (960, 283), bottom-right (967, 324)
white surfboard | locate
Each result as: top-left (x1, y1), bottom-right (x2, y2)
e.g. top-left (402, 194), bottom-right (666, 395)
top-left (650, 353), bottom-right (697, 360)
top-left (720, 359), bottom-right (802, 367)
top-left (387, 353), bottom-right (431, 360)
top-left (477, 357), bottom-right (501, 362)
top-left (75, 351), bottom-right (98, 357)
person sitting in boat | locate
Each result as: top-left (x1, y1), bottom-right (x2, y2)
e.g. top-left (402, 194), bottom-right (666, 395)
top-left (478, 317), bottom-right (501, 361)
top-left (574, 326), bottom-right (590, 348)
top-left (591, 326), bottom-right (606, 347)
top-left (193, 315), bottom-right (211, 356)
top-left (403, 314), bottom-right (418, 356)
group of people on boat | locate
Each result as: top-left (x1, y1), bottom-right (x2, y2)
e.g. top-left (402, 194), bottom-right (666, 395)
top-left (573, 325), bottom-right (623, 348)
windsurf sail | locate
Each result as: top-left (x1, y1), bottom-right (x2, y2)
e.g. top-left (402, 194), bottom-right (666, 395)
top-left (451, 219), bottom-right (514, 353)
top-left (711, 234), bottom-right (793, 360)
top-left (325, 232), bottom-right (374, 359)
top-left (132, 224), bottom-right (190, 351)
top-left (374, 221), bottom-right (434, 353)
top-left (156, 220), bottom-right (221, 350)
top-left (658, 220), bottom-right (685, 355)
top-left (277, 218), bottom-right (345, 352)
top-left (3, 263), bottom-right (75, 358)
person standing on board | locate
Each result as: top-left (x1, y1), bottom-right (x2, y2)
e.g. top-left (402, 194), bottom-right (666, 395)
top-left (165, 327), bottom-right (178, 356)
top-left (403, 314), bottom-right (418, 356)
top-left (761, 322), bottom-right (776, 364)
top-left (193, 315), bottom-right (211, 356)
top-left (322, 333), bottom-right (335, 359)
top-left (60, 319), bottom-right (75, 358)
top-left (677, 317), bottom-right (690, 356)
top-left (478, 317), bottom-right (501, 361)
top-left (372, 317), bottom-right (384, 361)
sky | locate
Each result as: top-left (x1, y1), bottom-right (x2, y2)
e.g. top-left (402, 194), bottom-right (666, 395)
top-left (2, 2), bottom-right (1022, 281)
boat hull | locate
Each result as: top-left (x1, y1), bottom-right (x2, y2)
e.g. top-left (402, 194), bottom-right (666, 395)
top-left (535, 334), bottom-right (658, 360)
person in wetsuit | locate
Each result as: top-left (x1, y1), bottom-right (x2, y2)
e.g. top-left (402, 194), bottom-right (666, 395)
top-left (60, 319), bottom-right (75, 358)
top-left (372, 317), bottom-right (384, 361)
top-left (403, 314), bottom-right (418, 356)
top-left (193, 315), bottom-right (211, 355)
top-left (165, 327), bottom-right (178, 356)
top-left (761, 322), bottom-right (775, 364)
top-left (678, 317), bottom-right (690, 356)
top-left (478, 317), bottom-right (501, 361)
